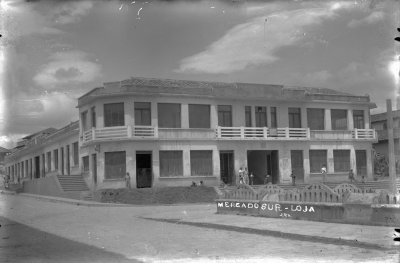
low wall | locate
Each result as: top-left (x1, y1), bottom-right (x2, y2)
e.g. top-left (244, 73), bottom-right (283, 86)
top-left (216, 199), bottom-right (400, 226)
top-left (23, 175), bottom-right (64, 198)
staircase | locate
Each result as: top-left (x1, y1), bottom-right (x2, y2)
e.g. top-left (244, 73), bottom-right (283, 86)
top-left (57, 175), bottom-right (90, 192)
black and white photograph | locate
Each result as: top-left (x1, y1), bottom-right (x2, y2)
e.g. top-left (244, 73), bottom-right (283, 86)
top-left (0, 0), bottom-right (400, 262)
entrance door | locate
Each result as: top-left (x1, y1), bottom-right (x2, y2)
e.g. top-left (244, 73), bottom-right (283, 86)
top-left (220, 151), bottom-right (234, 185)
top-left (136, 152), bottom-right (152, 188)
top-left (248, 150), bottom-right (279, 184)
top-left (92, 154), bottom-right (97, 186)
top-left (356, 150), bottom-right (367, 178)
top-left (66, 145), bottom-right (70, 175)
top-left (34, 156), bottom-right (40, 179)
top-left (291, 150), bottom-right (304, 183)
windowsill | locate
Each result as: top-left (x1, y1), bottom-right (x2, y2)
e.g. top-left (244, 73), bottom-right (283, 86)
top-left (103, 178), bottom-right (125, 182)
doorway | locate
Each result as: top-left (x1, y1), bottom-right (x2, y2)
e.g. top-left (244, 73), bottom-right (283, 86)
top-left (291, 150), bottom-right (304, 183)
top-left (136, 152), bottom-right (152, 188)
top-left (220, 151), bottom-right (234, 185)
top-left (247, 150), bottom-right (279, 184)
top-left (92, 154), bottom-right (97, 186)
top-left (34, 156), bottom-right (40, 179)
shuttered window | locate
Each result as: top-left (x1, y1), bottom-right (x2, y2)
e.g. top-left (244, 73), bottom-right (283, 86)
top-left (104, 103), bottom-right (125, 127)
top-left (189, 104), bottom-right (210, 128)
top-left (158, 103), bottom-right (181, 128)
top-left (104, 151), bottom-right (126, 179)
top-left (307, 108), bottom-right (325, 130)
top-left (190, 151), bottom-right (213, 176)
top-left (159, 151), bottom-right (183, 177)
top-left (331, 109), bottom-right (347, 130)
top-left (333, 150), bottom-right (350, 172)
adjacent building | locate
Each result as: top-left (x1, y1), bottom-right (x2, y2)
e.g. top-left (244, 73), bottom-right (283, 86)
top-left (5, 122), bottom-right (80, 183)
top-left (76, 77), bottom-right (377, 190)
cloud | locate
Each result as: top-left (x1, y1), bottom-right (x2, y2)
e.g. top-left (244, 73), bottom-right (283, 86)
top-left (176, 2), bottom-right (354, 74)
top-left (51, 1), bottom-right (94, 24)
top-left (289, 70), bottom-right (333, 87)
top-left (348, 10), bottom-right (385, 28)
top-left (33, 51), bottom-right (101, 87)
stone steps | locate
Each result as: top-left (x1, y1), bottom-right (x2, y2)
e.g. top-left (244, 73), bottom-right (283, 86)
top-left (57, 175), bottom-right (90, 192)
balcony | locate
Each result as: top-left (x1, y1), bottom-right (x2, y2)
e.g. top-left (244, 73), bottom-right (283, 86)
top-left (81, 126), bottom-right (376, 143)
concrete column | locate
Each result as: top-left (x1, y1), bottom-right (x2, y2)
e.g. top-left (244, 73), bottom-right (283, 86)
top-left (327, 149), bottom-right (334, 174)
top-left (234, 148), bottom-right (247, 185)
top-left (279, 107), bottom-right (289, 127)
top-left (210, 105), bottom-right (218, 129)
top-left (303, 150), bottom-right (310, 183)
top-left (183, 148), bottom-right (191, 176)
top-left (364, 109), bottom-right (370, 129)
top-left (301, 107), bottom-right (307, 128)
top-left (387, 99), bottom-right (397, 193)
top-left (152, 103), bottom-right (158, 127)
top-left (58, 148), bottom-right (63, 175)
top-left (350, 148), bottom-right (356, 174)
top-left (51, 150), bottom-right (54, 172)
top-left (152, 150), bottom-right (160, 185)
top-left (367, 149), bottom-right (373, 179)
top-left (233, 104), bottom-right (245, 127)
top-left (125, 100), bottom-right (134, 127)
top-left (325, 109), bottom-right (332, 130)
top-left (126, 147), bottom-right (136, 187)
top-left (98, 103), bottom-right (104, 128)
top-left (347, 109), bottom-right (353, 130)
top-left (181, 103), bottom-right (189, 129)
top-left (39, 155), bottom-right (43, 178)
top-left (212, 149), bottom-right (220, 179)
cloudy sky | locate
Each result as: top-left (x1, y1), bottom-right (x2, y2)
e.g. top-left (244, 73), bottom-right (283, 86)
top-left (0, 0), bottom-right (399, 148)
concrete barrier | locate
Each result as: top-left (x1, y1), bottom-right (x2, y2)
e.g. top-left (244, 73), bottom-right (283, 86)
top-left (216, 199), bottom-right (400, 226)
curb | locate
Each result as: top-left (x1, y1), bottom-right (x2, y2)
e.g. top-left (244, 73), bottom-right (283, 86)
top-left (142, 217), bottom-right (395, 251)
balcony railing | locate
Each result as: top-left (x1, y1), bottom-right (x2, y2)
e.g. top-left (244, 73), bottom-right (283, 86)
top-left (216, 127), bottom-right (309, 140)
top-left (81, 126), bottom-right (376, 143)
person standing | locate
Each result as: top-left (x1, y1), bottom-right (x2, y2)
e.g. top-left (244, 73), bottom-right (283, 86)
top-left (321, 164), bottom-right (327, 183)
top-left (249, 172), bottom-right (254, 185)
top-left (243, 167), bottom-right (249, 185)
top-left (290, 171), bottom-right (296, 186)
top-left (125, 172), bottom-right (131, 189)
top-left (348, 169), bottom-right (355, 183)
top-left (238, 167), bottom-right (244, 184)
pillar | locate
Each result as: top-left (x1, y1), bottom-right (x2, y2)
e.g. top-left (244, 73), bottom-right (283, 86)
top-left (151, 102), bottom-right (158, 127)
top-left (278, 148), bottom-right (292, 183)
top-left (181, 103), bottom-right (189, 129)
top-left (325, 109), bottom-right (332, 130)
top-left (301, 107), bottom-right (307, 128)
top-left (364, 109), bottom-right (370, 129)
top-left (347, 109), bottom-right (353, 130)
top-left (350, 148), bottom-right (356, 174)
top-left (183, 148), bottom-right (191, 176)
top-left (303, 149), bottom-right (310, 183)
top-left (212, 149), bottom-right (220, 180)
top-left (327, 149), bottom-right (334, 174)
top-left (210, 104), bottom-right (218, 129)
top-left (125, 100), bottom-right (134, 127)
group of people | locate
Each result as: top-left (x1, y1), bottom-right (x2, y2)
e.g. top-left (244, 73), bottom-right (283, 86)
top-left (238, 167), bottom-right (255, 185)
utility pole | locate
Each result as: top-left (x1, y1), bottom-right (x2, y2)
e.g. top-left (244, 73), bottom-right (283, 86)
top-left (396, 27), bottom-right (400, 109)
top-left (387, 99), bottom-right (397, 194)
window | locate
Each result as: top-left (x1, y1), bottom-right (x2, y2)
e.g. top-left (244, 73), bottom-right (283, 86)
top-left (190, 151), bottom-right (213, 176)
top-left (189, 104), bottom-right (210, 128)
top-left (73, 142), bottom-right (79, 166)
top-left (307, 108), bottom-right (325, 130)
top-left (105, 151), bottom-right (126, 179)
top-left (255, 106), bottom-right (267, 127)
top-left (158, 103), bottom-right (181, 128)
top-left (25, 160), bottom-right (28, 178)
top-left (245, 106), bottom-right (252, 127)
top-left (104, 103), bottom-right (125, 127)
top-left (309, 150), bottom-right (327, 173)
top-left (135, 102), bottom-right (151, 126)
top-left (82, 156), bottom-right (89, 172)
top-left (331, 109), bottom-right (347, 130)
top-left (333, 150), bottom-right (350, 172)
top-left (288, 108), bottom-right (301, 128)
top-left (91, 107), bottom-right (96, 128)
top-left (218, 105), bottom-right (232, 127)
top-left (159, 151), bottom-right (183, 177)
top-left (47, 152), bottom-right (51, 172)
top-left (81, 111), bottom-right (88, 131)
top-left (21, 162), bottom-right (24, 178)
top-left (54, 149), bottom-right (58, 170)
top-left (270, 107), bottom-right (277, 128)
top-left (353, 110), bottom-right (365, 129)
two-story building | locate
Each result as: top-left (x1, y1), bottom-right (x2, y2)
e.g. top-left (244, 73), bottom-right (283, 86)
top-left (78, 77), bottom-right (377, 190)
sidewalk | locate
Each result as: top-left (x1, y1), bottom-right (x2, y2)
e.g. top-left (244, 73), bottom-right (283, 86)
top-left (2, 190), bottom-right (397, 252)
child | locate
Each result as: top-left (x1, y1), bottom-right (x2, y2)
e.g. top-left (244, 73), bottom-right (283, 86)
top-left (348, 169), bottom-right (355, 183)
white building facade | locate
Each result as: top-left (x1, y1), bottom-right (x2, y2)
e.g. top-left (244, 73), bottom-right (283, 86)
top-left (77, 77), bottom-right (377, 190)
